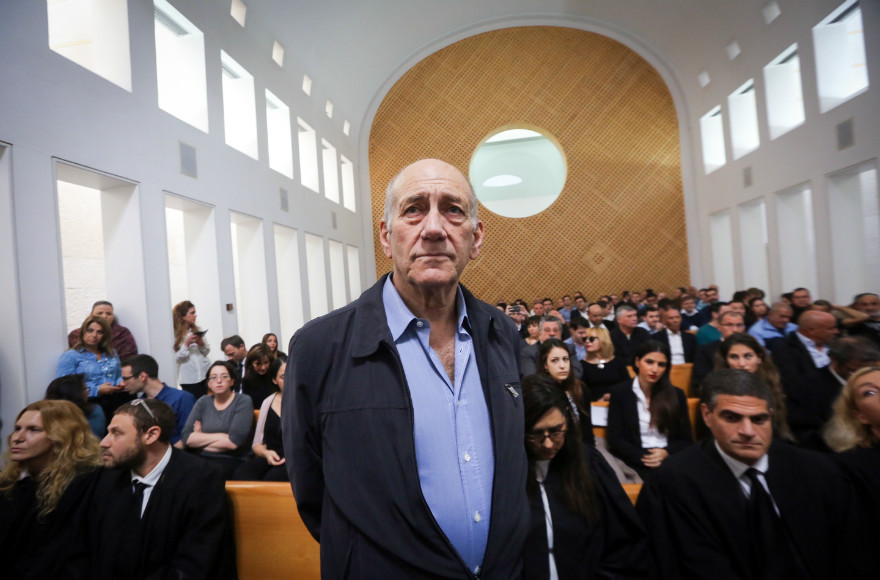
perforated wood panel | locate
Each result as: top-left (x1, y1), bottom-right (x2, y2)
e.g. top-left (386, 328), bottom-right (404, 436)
top-left (369, 26), bottom-right (688, 302)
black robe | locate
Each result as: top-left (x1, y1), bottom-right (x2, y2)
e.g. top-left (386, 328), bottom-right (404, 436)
top-left (522, 445), bottom-right (648, 579)
top-left (833, 444), bottom-right (880, 571)
top-left (636, 438), bottom-right (871, 580)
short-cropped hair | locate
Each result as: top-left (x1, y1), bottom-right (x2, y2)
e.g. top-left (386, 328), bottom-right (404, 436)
top-left (829, 337), bottom-right (880, 365)
top-left (700, 369), bottom-right (774, 412)
top-left (122, 354), bottom-right (159, 379)
top-left (114, 399), bottom-right (176, 444)
top-left (220, 335), bottom-right (245, 350)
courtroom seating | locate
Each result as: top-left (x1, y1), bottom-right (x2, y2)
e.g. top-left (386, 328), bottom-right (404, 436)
top-left (687, 397), bottom-right (700, 441)
top-left (622, 483), bottom-right (642, 506)
top-left (225, 482), bottom-right (320, 580)
top-left (670, 363), bottom-right (694, 397)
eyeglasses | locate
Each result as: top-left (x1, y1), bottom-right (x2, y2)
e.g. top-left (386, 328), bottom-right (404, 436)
top-left (525, 427), bottom-right (567, 443)
top-left (585, 336), bottom-right (599, 343)
top-left (121, 375), bottom-right (136, 382)
top-left (129, 399), bottom-right (156, 422)
top-left (208, 374), bottom-right (232, 382)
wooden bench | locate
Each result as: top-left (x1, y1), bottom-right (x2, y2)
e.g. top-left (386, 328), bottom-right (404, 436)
top-left (670, 363), bottom-right (694, 397)
top-left (225, 482), bottom-right (320, 580)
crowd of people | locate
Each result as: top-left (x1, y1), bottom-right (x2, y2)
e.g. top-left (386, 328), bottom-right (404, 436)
top-left (3, 156), bottom-right (880, 578)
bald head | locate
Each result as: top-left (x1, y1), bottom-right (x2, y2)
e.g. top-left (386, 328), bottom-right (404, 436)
top-left (382, 159), bottom-right (478, 234)
top-left (798, 310), bottom-right (839, 346)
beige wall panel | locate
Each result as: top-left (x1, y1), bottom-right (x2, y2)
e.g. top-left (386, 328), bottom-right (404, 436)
top-left (370, 26), bottom-right (687, 302)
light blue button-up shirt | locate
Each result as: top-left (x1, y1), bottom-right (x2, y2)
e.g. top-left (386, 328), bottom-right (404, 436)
top-left (382, 277), bottom-right (494, 574)
top-left (748, 318), bottom-right (799, 347)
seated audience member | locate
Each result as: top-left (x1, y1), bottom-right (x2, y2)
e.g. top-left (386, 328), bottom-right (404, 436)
top-left (558, 294), bottom-right (573, 322)
top-left (91, 399), bottom-right (233, 579)
top-left (581, 326), bottom-right (630, 402)
top-left (691, 310), bottom-right (746, 395)
top-left (694, 301), bottom-right (728, 345)
top-left (813, 299), bottom-right (869, 330)
top-left (45, 373), bottom-right (106, 437)
top-left (824, 366), bottom-right (880, 571)
top-left (57, 314), bottom-right (127, 423)
top-left (119, 354), bottom-right (196, 448)
top-left (749, 301), bottom-right (797, 347)
top-left (744, 296), bottom-right (768, 328)
top-left (607, 341), bottom-right (692, 481)
top-left (546, 309), bottom-right (571, 340)
top-left (68, 300), bottom-right (138, 361)
top-left (242, 344), bottom-right (281, 404)
top-left (536, 339), bottom-right (593, 446)
top-left (172, 301), bottom-right (211, 399)
top-left (0, 400), bottom-right (102, 580)
top-left (715, 333), bottom-right (793, 441)
top-left (234, 361), bottom-right (288, 481)
top-left (636, 306), bottom-right (663, 334)
top-left (789, 286), bottom-right (812, 324)
top-left (849, 292), bottom-right (880, 348)
top-left (571, 295), bottom-right (590, 323)
top-left (790, 337), bottom-right (880, 451)
top-left (220, 334), bottom-right (248, 389)
top-left (522, 315), bottom-right (542, 346)
top-left (505, 303), bottom-right (528, 336)
top-left (767, 310), bottom-right (839, 387)
top-left (609, 304), bottom-right (650, 365)
top-left (521, 375), bottom-right (648, 580)
top-left (531, 299), bottom-right (546, 317)
top-left (262, 332), bottom-right (288, 363)
top-left (637, 369), bottom-right (869, 580)
top-left (565, 317), bottom-right (588, 361)
top-left (679, 295), bottom-right (703, 331)
top-left (181, 360), bottom-right (254, 479)
top-left (587, 302), bottom-right (616, 331)
top-left (521, 316), bottom-right (583, 379)
top-left (652, 305), bottom-right (696, 364)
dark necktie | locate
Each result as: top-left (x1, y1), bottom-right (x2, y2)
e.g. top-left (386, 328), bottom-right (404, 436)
top-left (745, 468), bottom-right (808, 580)
top-left (131, 480), bottom-right (148, 520)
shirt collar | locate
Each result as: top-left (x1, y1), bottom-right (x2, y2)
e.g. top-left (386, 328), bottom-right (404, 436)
top-left (796, 331), bottom-right (823, 351)
top-left (382, 275), bottom-right (469, 341)
top-left (714, 439), bottom-right (769, 478)
top-left (131, 445), bottom-right (172, 487)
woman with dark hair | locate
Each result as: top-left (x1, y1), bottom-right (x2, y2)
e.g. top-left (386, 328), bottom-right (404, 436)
top-left (715, 332), bottom-right (793, 441)
top-left (45, 373), bottom-right (106, 437)
top-left (242, 344), bottom-right (280, 405)
top-left (521, 374), bottom-right (647, 580)
top-left (56, 315), bottom-right (122, 399)
top-left (522, 315), bottom-right (541, 347)
top-left (172, 300), bottom-right (211, 398)
top-left (607, 340), bottom-right (692, 480)
top-left (0, 400), bottom-right (102, 579)
top-left (537, 338), bottom-right (593, 445)
top-left (181, 360), bottom-right (254, 480)
top-left (745, 296), bottom-right (769, 328)
top-left (234, 360), bottom-right (288, 481)
top-left (262, 332), bottom-right (288, 363)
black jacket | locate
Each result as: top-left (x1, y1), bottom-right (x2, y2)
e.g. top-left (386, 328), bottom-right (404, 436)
top-left (283, 274), bottom-right (529, 579)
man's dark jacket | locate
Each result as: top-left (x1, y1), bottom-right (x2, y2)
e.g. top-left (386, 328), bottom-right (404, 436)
top-left (282, 274), bottom-right (529, 579)
top-left (83, 448), bottom-right (233, 580)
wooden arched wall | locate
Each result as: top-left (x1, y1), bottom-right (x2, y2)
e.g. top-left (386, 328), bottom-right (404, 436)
top-left (369, 26), bottom-right (687, 302)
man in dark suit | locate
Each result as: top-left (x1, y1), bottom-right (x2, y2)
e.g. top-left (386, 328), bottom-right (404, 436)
top-left (691, 311), bottom-right (746, 395)
top-left (587, 302), bottom-right (616, 331)
top-left (610, 304), bottom-right (650, 365)
top-left (767, 310), bottom-right (839, 390)
top-left (652, 305), bottom-right (696, 364)
top-left (521, 315), bottom-right (583, 378)
top-left (637, 369), bottom-right (870, 580)
top-left (88, 399), bottom-right (233, 580)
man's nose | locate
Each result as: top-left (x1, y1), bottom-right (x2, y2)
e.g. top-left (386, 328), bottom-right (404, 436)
top-left (739, 419), bottom-right (756, 437)
top-left (421, 207), bottom-right (446, 237)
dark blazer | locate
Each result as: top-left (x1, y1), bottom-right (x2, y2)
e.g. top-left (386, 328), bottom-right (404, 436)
top-left (610, 327), bottom-right (651, 365)
top-left (833, 445), bottom-right (880, 571)
top-left (767, 332), bottom-right (820, 387)
top-left (606, 380), bottom-right (693, 480)
top-left (85, 448), bottom-right (233, 580)
top-left (522, 445), bottom-right (648, 580)
top-left (520, 341), bottom-right (584, 380)
top-left (283, 274), bottom-right (529, 580)
top-left (787, 366), bottom-right (842, 451)
top-left (651, 329), bottom-right (697, 363)
top-left (691, 340), bottom-right (719, 396)
top-left (637, 438), bottom-right (870, 580)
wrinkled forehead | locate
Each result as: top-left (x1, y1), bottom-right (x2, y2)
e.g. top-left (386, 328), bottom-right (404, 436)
top-left (390, 160), bottom-right (473, 204)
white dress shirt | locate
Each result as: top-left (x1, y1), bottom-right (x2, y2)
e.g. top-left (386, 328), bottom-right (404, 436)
top-left (130, 444), bottom-right (173, 517)
top-left (665, 329), bottom-right (685, 365)
top-left (632, 377), bottom-right (668, 449)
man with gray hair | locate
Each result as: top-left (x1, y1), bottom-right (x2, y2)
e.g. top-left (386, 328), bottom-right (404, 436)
top-left (749, 302), bottom-right (798, 347)
top-left (637, 369), bottom-right (868, 579)
top-left (283, 159), bottom-right (528, 579)
top-left (610, 304), bottom-right (650, 365)
top-left (519, 315), bottom-right (583, 378)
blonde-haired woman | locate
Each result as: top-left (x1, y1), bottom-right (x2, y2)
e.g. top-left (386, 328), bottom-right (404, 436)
top-left (173, 300), bottom-right (211, 399)
top-left (0, 399), bottom-right (102, 579)
top-left (581, 326), bottom-right (630, 401)
top-left (824, 366), bottom-right (880, 571)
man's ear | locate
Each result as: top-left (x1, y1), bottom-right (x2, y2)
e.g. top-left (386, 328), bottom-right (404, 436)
top-left (143, 425), bottom-right (162, 445)
top-left (700, 402), bottom-right (712, 426)
top-left (380, 221), bottom-right (393, 259)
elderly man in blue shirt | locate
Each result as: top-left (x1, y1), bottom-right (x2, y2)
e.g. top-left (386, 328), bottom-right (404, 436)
top-left (749, 302), bottom-right (798, 348)
top-left (283, 159), bottom-right (528, 580)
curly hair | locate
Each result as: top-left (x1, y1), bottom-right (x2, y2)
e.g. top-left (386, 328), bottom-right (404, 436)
top-left (0, 400), bottom-right (102, 518)
top-left (824, 366), bottom-right (880, 452)
top-left (72, 315), bottom-right (115, 356)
